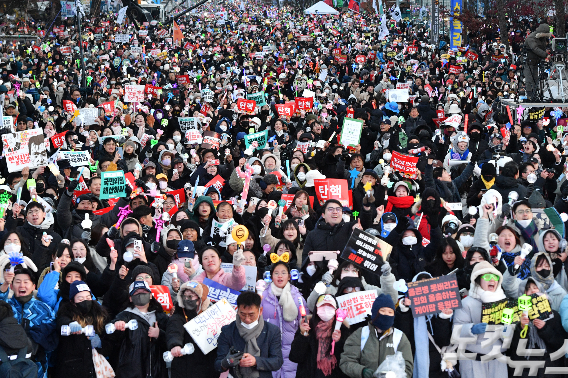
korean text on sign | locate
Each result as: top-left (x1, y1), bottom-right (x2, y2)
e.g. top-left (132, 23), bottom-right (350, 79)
top-left (336, 290), bottom-right (377, 325)
top-left (100, 171), bottom-right (126, 200)
top-left (314, 178), bottom-right (349, 207)
top-left (183, 298), bottom-right (236, 354)
top-left (407, 274), bottom-right (462, 318)
top-left (340, 228), bottom-right (393, 274)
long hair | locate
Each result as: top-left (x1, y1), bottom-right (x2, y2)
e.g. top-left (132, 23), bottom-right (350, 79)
top-left (1, 231), bottom-right (31, 258)
top-left (427, 237), bottom-right (465, 276)
top-left (69, 239), bottom-right (97, 273)
top-left (58, 299), bottom-right (108, 335)
top-left (279, 219), bottom-right (301, 246)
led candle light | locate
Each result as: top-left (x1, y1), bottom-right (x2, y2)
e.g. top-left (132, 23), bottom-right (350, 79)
top-left (163, 343), bottom-right (195, 362)
top-left (331, 309), bottom-right (347, 355)
top-left (105, 319), bottom-right (138, 334)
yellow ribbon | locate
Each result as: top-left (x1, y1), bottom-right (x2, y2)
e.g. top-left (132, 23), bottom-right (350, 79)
top-left (270, 252), bottom-right (290, 264)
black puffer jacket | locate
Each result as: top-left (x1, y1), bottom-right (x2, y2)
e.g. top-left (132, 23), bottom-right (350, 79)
top-left (302, 218), bottom-right (358, 264)
top-left (493, 176), bottom-right (528, 201)
top-left (16, 221), bottom-right (62, 272)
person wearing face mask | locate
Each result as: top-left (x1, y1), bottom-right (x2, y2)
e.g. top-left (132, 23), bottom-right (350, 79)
top-left (503, 253), bottom-right (567, 311)
top-left (292, 163), bottom-right (311, 189)
top-left (122, 139), bottom-right (140, 172)
top-left (158, 149), bottom-right (175, 175)
top-left (467, 162), bottom-right (496, 207)
top-left (166, 281), bottom-right (217, 378)
top-left (290, 294), bottom-right (350, 378)
top-left (215, 291), bottom-right (284, 378)
top-left (229, 157), bottom-right (267, 199)
top-left (456, 224), bottom-right (476, 253)
top-left (340, 294), bottom-right (414, 378)
top-left (161, 240), bottom-right (203, 303)
top-left (107, 280), bottom-right (168, 378)
top-left (466, 123), bottom-right (490, 161)
top-left (55, 281), bottom-right (113, 378)
top-left (536, 229), bottom-right (568, 290)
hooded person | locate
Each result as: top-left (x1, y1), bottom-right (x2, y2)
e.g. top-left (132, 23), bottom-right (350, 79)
top-left (261, 153), bottom-right (290, 184)
top-left (37, 260), bottom-right (88, 314)
top-left (106, 280), bottom-right (169, 378)
top-left (395, 272), bottom-right (454, 378)
top-left (443, 131), bottom-right (471, 171)
top-left (524, 24), bottom-right (552, 100)
top-left (411, 187), bottom-right (445, 242)
top-left (503, 252), bottom-right (567, 311)
top-left (161, 240), bottom-right (203, 304)
top-left (535, 229), bottom-right (568, 290)
top-left (292, 163), bottom-right (311, 189)
top-left (453, 261), bottom-right (508, 378)
top-left (339, 294), bottom-right (414, 378)
top-left (166, 281), bottom-right (217, 378)
top-left (467, 162), bottom-right (497, 207)
top-left (187, 195), bottom-right (217, 230)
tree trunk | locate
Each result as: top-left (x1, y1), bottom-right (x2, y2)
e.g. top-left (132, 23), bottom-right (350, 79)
top-left (555, 0), bottom-right (565, 38)
top-left (496, 0), bottom-right (508, 47)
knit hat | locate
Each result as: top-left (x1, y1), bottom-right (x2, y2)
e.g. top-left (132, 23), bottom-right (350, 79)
top-left (456, 224), bottom-right (475, 239)
top-left (306, 114), bottom-right (317, 122)
top-left (259, 173), bottom-right (279, 190)
top-left (62, 261), bottom-right (87, 281)
top-left (179, 220), bottom-right (201, 235)
top-left (480, 162), bottom-right (496, 177)
top-left (177, 281), bottom-right (210, 312)
top-left (393, 181), bottom-right (409, 194)
top-left (371, 293), bottom-right (395, 316)
top-left (528, 189), bottom-right (546, 209)
top-left (131, 264), bottom-right (154, 280)
top-left (69, 281), bottom-right (91, 301)
top-left (362, 169), bottom-right (379, 181)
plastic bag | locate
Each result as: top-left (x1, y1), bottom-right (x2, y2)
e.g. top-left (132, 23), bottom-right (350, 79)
top-left (373, 351), bottom-right (407, 378)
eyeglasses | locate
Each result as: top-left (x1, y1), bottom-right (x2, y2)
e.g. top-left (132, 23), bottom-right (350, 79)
top-left (515, 209), bottom-right (532, 215)
top-left (481, 273), bottom-right (500, 282)
top-left (135, 275), bottom-right (152, 281)
top-left (344, 287), bottom-right (361, 293)
top-left (27, 209), bottom-right (43, 215)
top-left (326, 207), bottom-right (343, 213)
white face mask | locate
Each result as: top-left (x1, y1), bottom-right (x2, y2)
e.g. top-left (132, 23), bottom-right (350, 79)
top-left (383, 153), bottom-right (392, 161)
top-left (159, 181), bottom-right (168, 189)
top-left (297, 172), bottom-right (306, 181)
top-left (291, 164), bottom-right (298, 172)
top-left (306, 265), bottom-right (317, 276)
top-left (317, 306), bottom-right (336, 322)
top-left (517, 219), bottom-right (532, 228)
top-left (167, 144), bottom-right (175, 151)
top-left (342, 214), bottom-right (350, 223)
top-left (383, 223), bottom-right (396, 232)
top-left (460, 235), bottom-right (474, 248)
top-left (402, 236), bottom-right (418, 246)
top-left (241, 319), bottom-right (258, 329)
top-left (253, 165), bottom-right (261, 175)
top-left (4, 243), bottom-right (20, 254)
top-left (173, 135), bottom-right (181, 143)
top-left (219, 124), bottom-right (227, 132)
top-left (147, 182), bottom-right (157, 190)
top-left (275, 129), bottom-right (283, 136)
top-left (75, 257), bottom-right (86, 264)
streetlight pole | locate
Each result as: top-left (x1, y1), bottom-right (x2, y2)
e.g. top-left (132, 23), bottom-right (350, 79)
top-left (76, 0), bottom-right (86, 88)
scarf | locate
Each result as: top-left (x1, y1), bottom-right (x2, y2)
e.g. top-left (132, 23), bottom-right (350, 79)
top-left (316, 320), bottom-right (337, 376)
top-left (270, 282), bottom-right (299, 322)
top-left (468, 284), bottom-right (507, 303)
top-left (235, 313), bottom-right (264, 378)
top-left (527, 322), bottom-right (547, 351)
top-left (450, 148), bottom-right (469, 160)
top-left (481, 176), bottom-right (495, 189)
top-left (515, 220), bottom-right (538, 252)
top-left (385, 196), bottom-right (415, 213)
top-left (413, 315), bottom-right (431, 378)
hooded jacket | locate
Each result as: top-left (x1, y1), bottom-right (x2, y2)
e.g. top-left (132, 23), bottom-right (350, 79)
top-left (188, 196), bottom-right (217, 230)
top-left (525, 24), bottom-right (551, 65)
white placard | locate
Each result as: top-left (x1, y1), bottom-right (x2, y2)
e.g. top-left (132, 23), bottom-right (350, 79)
top-left (183, 298), bottom-right (236, 354)
top-left (447, 202), bottom-right (463, 211)
top-left (114, 34), bottom-right (130, 43)
top-left (388, 89), bottom-right (410, 102)
top-left (336, 290), bottom-right (377, 325)
top-left (124, 85), bottom-right (145, 103)
top-left (78, 108), bottom-right (99, 125)
top-left (59, 151), bottom-right (90, 166)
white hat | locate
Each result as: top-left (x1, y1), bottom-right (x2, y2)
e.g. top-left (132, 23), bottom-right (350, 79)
top-left (226, 233), bottom-right (237, 246)
top-left (250, 117), bottom-right (261, 125)
top-left (305, 170), bottom-right (326, 187)
top-left (448, 104), bottom-right (461, 114)
top-left (442, 214), bottom-right (462, 228)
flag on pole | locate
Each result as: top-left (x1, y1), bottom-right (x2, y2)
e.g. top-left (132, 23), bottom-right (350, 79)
top-left (173, 21), bottom-right (184, 43)
top-left (348, 0), bottom-right (360, 12)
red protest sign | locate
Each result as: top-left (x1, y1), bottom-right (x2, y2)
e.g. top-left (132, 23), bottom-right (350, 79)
top-left (407, 274), bottom-right (462, 317)
top-left (60, 46), bottom-right (72, 55)
top-left (432, 118), bottom-right (447, 127)
top-left (167, 188), bottom-right (186, 206)
top-left (449, 65), bottom-right (462, 74)
top-left (390, 151), bottom-right (419, 179)
top-left (124, 172), bottom-right (137, 191)
top-left (407, 46), bottom-right (418, 54)
top-left (367, 52), bottom-right (376, 60)
top-left (280, 194), bottom-right (315, 212)
top-left (176, 75), bottom-right (190, 86)
top-left (314, 179), bottom-right (349, 207)
top-left (101, 101), bottom-right (115, 114)
top-left (183, 42), bottom-right (195, 51)
top-left (204, 174), bottom-right (226, 192)
top-left (62, 100), bottom-right (77, 114)
top-left (237, 99), bottom-right (256, 113)
top-left (51, 131), bottom-right (68, 149)
top-left (145, 84), bottom-right (162, 97)
top-left (333, 48), bottom-right (341, 56)
top-left (295, 97), bottom-right (313, 111)
top-left (150, 285), bottom-right (173, 312)
top-left (335, 55), bottom-right (348, 64)
top-left (275, 103), bottom-right (293, 117)
top-left (436, 109), bottom-right (445, 119)
top-left (355, 55), bottom-right (366, 64)
top-left (73, 189), bottom-right (91, 204)
top-left (465, 51), bottom-right (478, 61)
top-left (93, 207), bottom-right (114, 215)
top-left (200, 103), bottom-right (212, 116)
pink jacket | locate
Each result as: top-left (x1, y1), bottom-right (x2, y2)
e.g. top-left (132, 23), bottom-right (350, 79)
top-left (194, 265), bottom-right (246, 291)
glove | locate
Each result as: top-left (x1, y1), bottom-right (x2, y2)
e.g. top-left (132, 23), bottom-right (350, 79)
top-left (321, 272), bottom-right (333, 285)
top-left (381, 261), bottom-right (392, 277)
top-left (471, 323), bottom-right (487, 334)
top-left (125, 183), bottom-right (133, 197)
top-left (135, 179), bottom-right (149, 192)
top-left (107, 227), bottom-right (119, 239)
top-left (69, 321), bottom-right (82, 334)
top-left (151, 242), bottom-right (161, 253)
top-left (427, 212), bottom-right (439, 227)
top-left (67, 180), bottom-right (79, 195)
top-left (233, 249), bottom-right (246, 267)
top-left (362, 194), bottom-right (375, 205)
top-left (221, 348), bottom-right (244, 370)
top-left (362, 368), bottom-right (374, 378)
top-left (90, 334), bottom-right (102, 349)
top-left (257, 253), bottom-right (267, 267)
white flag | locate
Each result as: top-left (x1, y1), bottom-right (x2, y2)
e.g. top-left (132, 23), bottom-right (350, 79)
top-left (379, 14), bottom-right (389, 40)
top-left (117, 6), bottom-right (128, 24)
top-left (390, 6), bottom-right (401, 22)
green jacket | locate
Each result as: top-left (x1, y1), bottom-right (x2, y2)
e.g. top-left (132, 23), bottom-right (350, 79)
top-left (339, 324), bottom-right (413, 378)
top-left (187, 195), bottom-right (216, 228)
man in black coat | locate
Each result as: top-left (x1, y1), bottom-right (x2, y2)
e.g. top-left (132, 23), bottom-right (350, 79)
top-left (215, 292), bottom-right (283, 378)
top-left (416, 95), bottom-right (437, 129)
top-left (493, 161), bottom-right (528, 200)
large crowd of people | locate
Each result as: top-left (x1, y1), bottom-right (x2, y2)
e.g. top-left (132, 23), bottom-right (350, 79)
top-left (0, 1), bottom-right (566, 377)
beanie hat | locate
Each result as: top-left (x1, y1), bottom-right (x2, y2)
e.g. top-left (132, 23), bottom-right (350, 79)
top-left (131, 264), bottom-right (154, 280)
top-left (480, 162), bottom-right (496, 177)
top-left (393, 181), bottom-right (409, 194)
top-left (179, 220), bottom-right (201, 235)
top-left (371, 293), bottom-right (395, 317)
top-left (62, 262), bottom-right (87, 281)
top-left (69, 281), bottom-right (91, 301)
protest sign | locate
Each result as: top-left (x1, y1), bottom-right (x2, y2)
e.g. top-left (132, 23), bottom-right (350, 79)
top-left (185, 130), bottom-right (203, 144)
top-left (336, 290), bottom-right (377, 325)
top-left (166, 188), bottom-right (186, 206)
top-left (407, 274), bottom-right (462, 317)
top-left (178, 117), bottom-right (200, 132)
top-left (2, 116), bottom-right (12, 130)
top-left (205, 175), bottom-right (226, 192)
top-left (481, 293), bottom-right (553, 325)
top-left (296, 141), bottom-right (310, 154)
top-left (388, 88), bottom-right (410, 102)
top-left (60, 151), bottom-right (90, 166)
top-left (340, 228), bottom-right (392, 274)
top-left (340, 118), bottom-right (363, 147)
top-left (150, 285), bottom-right (173, 313)
top-left (100, 171), bottom-right (125, 199)
top-left (528, 107), bottom-right (545, 121)
top-left (237, 99), bottom-right (256, 113)
top-left (355, 55), bottom-right (366, 63)
top-left (51, 131), bottom-right (68, 149)
top-left (390, 151), bottom-right (419, 179)
top-left (184, 298), bottom-right (236, 354)
top-left (203, 278), bottom-right (239, 307)
top-left (465, 50), bottom-right (478, 60)
top-left (275, 103), bottom-right (294, 117)
top-left (295, 97), bottom-right (313, 111)
top-left (62, 100), bottom-right (77, 113)
top-left (78, 108), bottom-right (99, 125)
top-left (3, 129), bottom-right (48, 172)
top-left (314, 179), bottom-right (350, 207)
top-left (247, 91), bottom-right (266, 107)
top-left (221, 263), bottom-right (258, 292)
top-left (176, 75), bottom-right (190, 86)
top-left (449, 65), bottom-right (462, 74)
top-left (60, 46), bottom-right (72, 54)
top-left (101, 101), bottom-right (115, 114)
top-left (244, 130), bottom-right (268, 150)
top-left (124, 85), bottom-right (145, 102)
top-left (114, 34), bottom-right (130, 43)
top-left (145, 84), bottom-right (162, 97)
top-left (280, 193), bottom-right (315, 212)
top-left (336, 55), bottom-right (348, 64)
top-left (202, 131), bottom-right (221, 150)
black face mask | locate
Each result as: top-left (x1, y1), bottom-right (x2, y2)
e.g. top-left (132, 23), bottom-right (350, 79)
top-left (166, 240), bottom-right (180, 250)
top-left (76, 300), bottom-right (93, 314)
top-left (408, 143), bottom-right (419, 150)
top-left (183, 299), bottom-right (198, 310)
top-left (36, 182), bottom-right (45, 193)
top-left (539, 269), bottom-right (551, 278)
top-left (132, 293), bottom-right (152, 307)
top-left (470, 133), bottom-right (480, 141)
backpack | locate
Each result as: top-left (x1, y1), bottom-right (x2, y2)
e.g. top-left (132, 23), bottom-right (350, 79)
top-left (0, 345), bottom-right (37, 378)
top-left (361, 326), bottom-right (403, 352)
